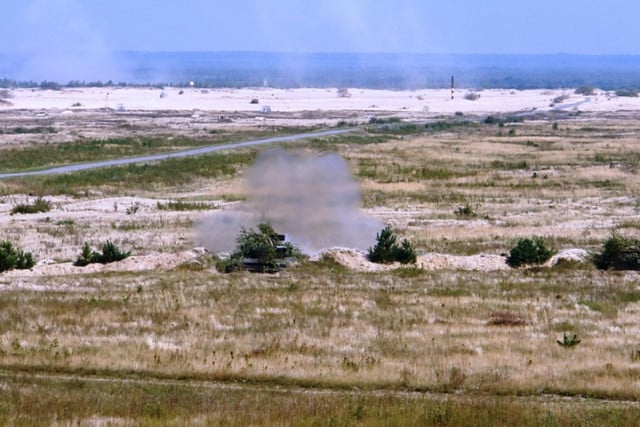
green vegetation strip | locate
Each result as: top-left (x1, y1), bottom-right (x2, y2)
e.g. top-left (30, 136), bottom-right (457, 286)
top-left (0, 367), bottom-right (638, 426)
top-left (0, 151), bottom-right (256, 195)
top-left (0, 127), bottom-right (317, 173)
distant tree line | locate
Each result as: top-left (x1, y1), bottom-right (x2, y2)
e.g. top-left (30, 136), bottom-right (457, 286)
top-left (3, 69), bottom-right (640, 90)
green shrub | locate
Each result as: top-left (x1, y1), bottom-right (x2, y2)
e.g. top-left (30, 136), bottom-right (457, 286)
top-left (15, 250), bottom-right (35, 269)
top-left (575, 86), bottom-right (595, 95)
top-left (368, 227), bottom-right (417, 264)
top-left (100, 241), bottom-right (131, 263)
top-left (11, 197), bottom-right (52, 214)
top-left (0, 241), bottom-right (35, 272)
top-left (74, 241), bottom-right (130, 266)
top-left (368, 117), bottom-right (400, 125)
top-left (368, 227), bottom-right (397, 263)
top-left (395, 239), bottom-right (417, 264)
top-left (506, 237), bottom-right (554, 267)
top-left (615, 88), bottom-right (638, 97)
top-left (74, 242), bottom-right (95, 267)
top-left (592, 234), bottom-right (640, 270)
top-left (557, 333), bottom-right (581, 348)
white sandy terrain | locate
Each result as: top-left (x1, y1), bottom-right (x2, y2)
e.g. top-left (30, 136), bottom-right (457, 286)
top-left (3, 87), bottom-right (640, 115)
top-left (0, 247), bottom-right (209, 280)
top-left (318, 248), bottom-right (505, 272)
top-left (314, 247), bottom-right (591, 273)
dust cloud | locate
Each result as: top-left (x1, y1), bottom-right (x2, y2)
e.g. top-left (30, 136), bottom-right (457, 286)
top-left (10, 0), bottom-right (126, 83)
top-left (196, 149), bottom-right (382, 254)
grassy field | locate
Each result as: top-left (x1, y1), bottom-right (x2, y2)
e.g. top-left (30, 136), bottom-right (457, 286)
top-left (1, 114), bottom-right (640, 424)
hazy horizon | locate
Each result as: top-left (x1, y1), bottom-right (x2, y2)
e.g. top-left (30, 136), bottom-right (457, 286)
top-left (2, 1), bottom-right (640, 87)
top-left (2, 51), bottom-right (640, 90)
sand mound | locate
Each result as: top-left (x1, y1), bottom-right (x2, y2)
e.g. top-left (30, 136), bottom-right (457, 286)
top-left (1, 248), bottom-right (210, 278)
top-left (316, 248), bottom-right (510, 272)
top-left (547, 248), bottom-right (589, 266)
top-left (0, 246), bottom-right (590, 280)
top-left (315, 248), bottom-right (395, 272)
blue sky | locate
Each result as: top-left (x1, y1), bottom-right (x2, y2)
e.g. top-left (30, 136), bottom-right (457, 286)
top-left (0, 0), bottom-right (638, 55)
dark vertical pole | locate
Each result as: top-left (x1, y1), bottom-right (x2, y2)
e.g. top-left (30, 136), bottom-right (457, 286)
top-left (451, 75), bottom-right (454, 100)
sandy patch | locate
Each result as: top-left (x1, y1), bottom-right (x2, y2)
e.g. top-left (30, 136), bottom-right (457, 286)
top-left (417, 253), bottom-right (510, 271)
top-left (0, 247), bottom-right (209, 279)
top-left (316, 247), bottom-right (510, 272)
top-left (4, 87), bottom-right (637, 115)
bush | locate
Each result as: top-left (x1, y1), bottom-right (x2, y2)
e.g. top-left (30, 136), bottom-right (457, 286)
top-left (11, 197), bottom-right (52, 214)
top-left (557, 333), bottom-right (581, 348)
top-left (0, 89), bottom-right (13, 100)
top-left (592, 234), bottom-right (640, 270)
top-left (464, 92), bottom-right (480, 101)
top-left (368, 117), bottom-right (400, 125)
top-left (395, 239), bottom-right (417, 264)
top-left (100, 241), bottom-right (131, 263)
top-left (74, 241), bottom-right (130, 266)
top-left (615, 88), bottom-right (638, 97)
top-left (506, 237), bottom-right (554, 267)
top-left (575, 86), bottom-right (595, 96)
top-left (15, 250), bottom-right (35, 269)
top-left (0, 241), bottom-right (35, 272)
top-left (368, 227), bottom-right (417, 264)
top-left (337, 87), bottom-right (351, 98)
top-left (368, 227), bottom-right (397, 263)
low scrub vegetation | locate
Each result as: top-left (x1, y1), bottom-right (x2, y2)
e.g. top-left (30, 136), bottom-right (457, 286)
top-left (368, 227), bottom-right (417, 264)
top-left (575, 86), bottom-right (595, 95)
top-left (592, 234), bottom-right (640, 270)
top-left (506, 237), bottom-right (554, 267)
top-left (367, 123), bottom-right (423, 135)
top-left (368, 116), bottom-right (400, 125)
top-left (557, 333), bottom-right (581, 348)
top-left (74, 241), bottom-right (131, 266)
top-left (616, 87), bottom-right (638, 97)
top-left (11, 197), bottom-right (52, 214)
top-left (0, 240), bottom-right (35, 272)
top-left (6, 126), bottom-right (56, 134)
top-left (464, 91), bottom-right (481, 101)
top-left (423, 120), bottom-right (474, 132)
top-left (156, 200), bottom-right (213, 211)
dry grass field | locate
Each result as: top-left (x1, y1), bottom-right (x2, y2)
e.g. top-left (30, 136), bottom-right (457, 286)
top-left (1, 108), bottom-right (640, 425)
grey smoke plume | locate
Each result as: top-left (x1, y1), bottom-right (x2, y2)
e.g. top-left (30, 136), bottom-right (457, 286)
top-left (196, 149), bottom-right (382, 254)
